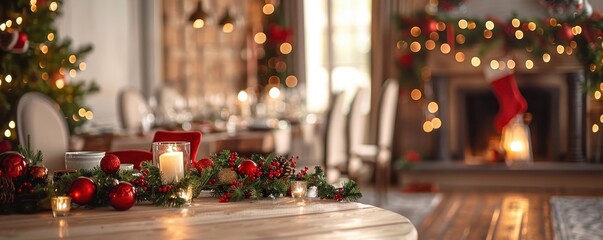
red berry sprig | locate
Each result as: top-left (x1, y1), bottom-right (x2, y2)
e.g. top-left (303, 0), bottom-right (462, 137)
top-left (207, 178), bottom-right (217, 185)
top-left (219, 192), bottom-right (232, 202)
top-left (129, 174), bottom-right (149, 192)
top-left (268, 161), bottom-right (283, 179)
top-left (228, 152), bottom-right (238, 170)
top-left (17, 182), bottom-right (34, 193)
top-left (296, 166), bottom-right (309, 180)
top-left (157, 184), bottom-right (174, 194)
top-left (333, 188), bottom-right (344, 202)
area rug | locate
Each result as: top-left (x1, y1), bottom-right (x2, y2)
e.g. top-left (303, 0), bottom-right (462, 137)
top-left (550, 196), bottom-right (603, 240)
top-left (358, 191), bottom-right (442, 226)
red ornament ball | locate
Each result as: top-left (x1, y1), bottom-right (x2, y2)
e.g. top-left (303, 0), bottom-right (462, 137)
top-left (100, 154), bottom-right (121, 174)
top-left (0, 151), bottom-right (28, 180)
top-left (29, 166), bottom-right (48, 180)
top-left (237, 159), bottom-right (258, 177)
top-left (194, 158), bottom-right (214, 172)
top-left (109, 182), bottom-right (136, 211)
top-left (69, 177), bottom-right (96, 205)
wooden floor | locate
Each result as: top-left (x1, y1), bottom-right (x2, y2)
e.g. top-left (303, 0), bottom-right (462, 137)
top-left (417, 189), bottom-right (603, 240)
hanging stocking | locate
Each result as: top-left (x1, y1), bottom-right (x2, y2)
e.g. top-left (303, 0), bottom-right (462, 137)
top-left (484, 66), bottom-right (527, 132)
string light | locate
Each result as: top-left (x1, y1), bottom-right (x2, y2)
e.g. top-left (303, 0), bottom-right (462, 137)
top-left (16, 17), bottom-right (22, 25)
top-left (556, 45), bottom-right (564, 54)
top-left (69, 55), bottom-right (77, 64)
top-left (490, 60), bottom-right (499, 69)
top-left (427, 102), bottom-right (439, 113)
top-left (285, 75), bottom-right (298, 87)
top-left (4, 129), bottom-right (11, 138)
top-left (49, 1), bottom-right (58, 11)
top-left (485, 20), bottom-right (495, 30)
top-left (8, 121), bottom-right (15, 129)
top-left (600, 114), bottom-right (603, 123)
top-left (85, 111), bottom-right (94, 120)
top-left (425, 40), bottom-right (436, 50)
top-left (410, 89), bottom-right (422, 100)
top-left (528, 22), bottom-right (537, 31)
top-left (40, 44), bottom-right (48, 54)
top-left (436, 22), bottom-right (446, 31)
top-left (572, 26), bottom-right (582, 35)
top-left (471, 57), bottom-right (481, 67)
top-left (440, 43), bottom-right (451, 54)
top-left (456, 34), bottom-right (465, 44)
top-left (79, 62), bottom-right (87, 71)
top-left (410, 26), bottom-right (421, 37)
top-left (542, 53), bottom-right (551, 62)
top-left (0, 23), bottom-right (5, 31)
top-left (47, 33), bottom-right (55, 41)
top-left (507, 59), bottom-right (516, 69)
top-left (56, 79), bottom-right (64, 89)
top-left (279, 42), bottom-right (292, 54)
top-left (423, 121), bottom-right (434, 133)
top-left (458, 19), bottom-right (468, 29)
top-left (525, 59), bottom-right (534, 69)
top-left (410, 41), bottom-right (421, 52)
top-left (254, 32), bottom-right (267, 44)
top-left (6, 20), bottom-right (12, 28)
top-left (69, 69), bottom-right (77, 77)
top-left (498, 60), bottom-right (507, 70)
top-left (511, 18), bottom-right (521, 28)
top-left (78, 108), bottom-right (86, 117)
top-left (263, 4), bottom-right (275, 15)
top-left (455, 52), bottom-right (465, 62)
top-left (431, 117), bottom-right (442, 129)
top-left (593, 124), bottom-right (599, 133)
top-left (467, 21), bottom-right (476, 30)
top-left (595, 90), bottom-right (602, 100)
top-left (484, 30), bottom-right (493, 39)
top-left (5, 74), bottom-right (12, 83)
top-left (515, 30), bottom-right (524, 39)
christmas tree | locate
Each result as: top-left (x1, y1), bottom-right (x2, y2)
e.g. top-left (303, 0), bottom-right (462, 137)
top-left (0, 0), bottom-right (98, 150)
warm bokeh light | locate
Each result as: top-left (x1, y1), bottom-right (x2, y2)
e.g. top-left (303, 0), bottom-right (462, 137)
top-left (47, 32), bottom-right (55, 41)
top-left (507, 59), bottom-right (516, 69)
top-left (485, 20), bottom-right (494, 30)
top-left (49, 1), bottom-right (58, 11)
top-left (440, 43), bottom-right (451, 54)
top-left (484, 30), bottom-right (493, 39)
top-left (423, 121), bottom-right (434, 133)
top-left (16, 17), bottom-right (22, 25)
top-left (254, 32), bottom-right (267, 44)
top-left (511, 18), bottom-right (520, 28)
top-left (425, 40), bottom-right (436, 50)
top-left (79, 62), bottom-right (87, 71)
top-left (263, 4), bottom-right (275, 15)
top-left (85, 111), bottom-right (94, 120)
top-left (525, 60), bottom-right (534, 69)
top-left (429, 32), bottom-right (439, 41)
top-left (193, 19), bottom-right (205, 29)
top-left (572, 26), bottom-right (582, 35)
top-left (410, 41), bottom-right (421, 52)
top-left (468, 21), bottom-right (476, 30)
top-left (268, 75), bottom-right (280, 85)
top-left (4, 129), bottom-right (10, 138)
top-left (5, 74), bottom-right (12, 83)
top-left (600, 114), bottom-right (603, 123)
top-left (40, 44), bottom-right (48, 54)
top-left (542, 53), bottom-right (551, 62)
top-left (431, 117), bottom-right (442, 129)
top-left (410, 26), bottom-right (421, 37)
top-left (528, 22), bottom-right (536, 31)
top-left (410, 89), bottom-right (422, 100)
top-left (5, 20), bottom-right (11, 28)
top-left (456, 34), bottom-right (465, 44)
top-left (285, 75), bottom-right (298, 87)
top-left (69, 55), bottom-right (77, 64)
top-left (69, 69), bottom-right (77, 77)
top-left (458, 19), bottom-right (468, 29)
top-left (41, 72), bottom-right (48, 80)
top-left (237, 90), bottom-right (248, 102)
top-left (222, 23), bottom-right (234, 33)
top-left (549, 18), bottom-right (558, 26)
top-left (78, 108), bottom-right (86, 117)
top-left (455, 52), bottom-right (465, 62)
top-left (593, 124), bottom-right (600, 133)
top-left (490, 60), bottom-right (499, 69)
top-left (8, 121), bottom-right (15, 129)
top-left (428, 102), bottom-right (439, 113)
top-left (280, 42), bottom-right (292, 54)
top-left (595, 90), bottom-right (602, 100)
top-left (0, 24), bottom-right (5, 31)
top-left (56, 79), bottom-right (64, 89)
top-left (556, 45), bottom-right (564, 54)
top-left (471, 57), bottom-right (481, 67)
top-left (515, 30), bottom-right (524, 39)
top-left (498, 60), bottom-right (506, 70)
top-left (269, 87), bottom-right (280, 99)
top-left (436, 22), bottom-right (446, 31)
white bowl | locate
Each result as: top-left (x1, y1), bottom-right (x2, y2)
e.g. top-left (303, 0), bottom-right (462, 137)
top-left (65, 151), bottom-right (105, 170)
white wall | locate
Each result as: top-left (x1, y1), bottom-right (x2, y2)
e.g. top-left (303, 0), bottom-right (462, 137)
top-left (55, 0), bottom-right (145, 129)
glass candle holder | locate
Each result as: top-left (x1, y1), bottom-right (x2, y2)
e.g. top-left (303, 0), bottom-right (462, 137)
top-left (178, 185), bottom-right (193, 206)
top-left (291, 181), bottom-right (308, 198)
top-left (152, 142), bottom-right (190, 183)
top-left (51, 196), bottom-right (71, 217)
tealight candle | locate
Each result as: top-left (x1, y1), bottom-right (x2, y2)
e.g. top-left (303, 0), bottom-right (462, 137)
top-left (178, 185), bottom-right (193, 206)
top-left (51, 196), bottom-right (71, 217)
top-left (290, 181), bottom-right (308, 198)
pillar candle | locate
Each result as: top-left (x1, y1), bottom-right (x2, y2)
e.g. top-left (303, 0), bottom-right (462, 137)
top-left (159, 151), bottom-right (184, 182)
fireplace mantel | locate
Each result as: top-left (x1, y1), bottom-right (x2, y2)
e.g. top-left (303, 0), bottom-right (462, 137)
top-left (425, 50), bottom-right (586, 162)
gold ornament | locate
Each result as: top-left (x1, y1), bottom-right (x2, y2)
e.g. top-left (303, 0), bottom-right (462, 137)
top-left (218, 168), bottom-right (237, 183)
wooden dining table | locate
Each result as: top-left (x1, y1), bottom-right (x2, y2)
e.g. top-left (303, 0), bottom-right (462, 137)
top-left (0, 197), bottom-right (417, 239)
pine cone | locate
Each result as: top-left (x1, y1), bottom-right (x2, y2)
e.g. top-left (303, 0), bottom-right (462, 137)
top-left (273, 155), bottom-right (294, 178)
top-left (0, 177), bottom-right (15, 204)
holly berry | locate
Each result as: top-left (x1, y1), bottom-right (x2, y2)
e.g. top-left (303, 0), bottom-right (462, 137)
top-left (194, 158), bottom-right (214, 172)
top-left (100, 154), bottom-right (121, 174)
top-left (219, 192), bottom-right (232, 202)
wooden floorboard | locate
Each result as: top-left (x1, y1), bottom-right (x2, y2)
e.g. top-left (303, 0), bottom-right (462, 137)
top-left (416, 189), bottom-right (603, 240)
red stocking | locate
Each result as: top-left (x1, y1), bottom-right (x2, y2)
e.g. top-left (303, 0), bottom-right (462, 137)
top-left (484, 67), bottom-right (527, 132)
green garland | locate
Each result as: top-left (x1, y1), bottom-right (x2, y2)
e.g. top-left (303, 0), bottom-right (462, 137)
top-left (2, 149), bottom-right (362, 214)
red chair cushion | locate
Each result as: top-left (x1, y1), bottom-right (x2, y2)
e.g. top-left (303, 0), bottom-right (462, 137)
top-left (151, 130), bottom-right (202, 161)
top-left (107, 150), bottom-right (153, 170)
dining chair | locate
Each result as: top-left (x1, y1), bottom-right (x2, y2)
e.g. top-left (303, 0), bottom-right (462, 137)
top-left (346, 87), bottom-right (370, 180)
top-left (323, 92), bottom-right (350, 184)
top-left (118, 88), bottom-right (154, 134)
top-left (16, 92), bottom-right (69, 173)
top-left (151, 130), bottom-right (202, 162)
top-left (106, 150), bottom-right (153, 170)
top-left (350, 78), bottom-right (399, 204)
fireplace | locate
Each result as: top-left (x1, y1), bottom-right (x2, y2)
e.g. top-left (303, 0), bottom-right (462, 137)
top-left (427, 51), bottom-right (586, 163)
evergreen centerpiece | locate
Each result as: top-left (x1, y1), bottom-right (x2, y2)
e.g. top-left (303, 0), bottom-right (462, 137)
top-left (0, 0), bottom-right (99, 149)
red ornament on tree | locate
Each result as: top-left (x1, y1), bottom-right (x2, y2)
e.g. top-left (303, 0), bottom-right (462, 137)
top-left (0, 151), bottom-right (28, 180)
top-left (194, 158), bottom-right (214, 172)
top-left (29, 166), bottom-right (48, 180)
top-left (69, 177), bottom-right (96, 205)
top-left (0, 29), bottom-right (29, 53)
top-left (109, 182), bottom-right (136, 211)
top-left (100, 154), bottom-right (121, 174)
top-left (558, 23), bottom-right (574, 42)
top-left (237, 159), bottom-right (258, 177)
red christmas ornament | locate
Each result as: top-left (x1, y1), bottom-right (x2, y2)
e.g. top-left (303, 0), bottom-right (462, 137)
top-left (69, 177), bottom-right (96, 205)
top-left (194, 158), bottom-right (214, 172)
top-left (29, 166), bottom-right (48, 180)
top-left (0, 151), bottom-right (28, 179)
top-left (109, 182), bottom-right (136, 211)
top-left (237, 159), bottom-right (258, 177)
top-left (398, 53), bottom-right (414, 69)
top-left (100, 154), bottom-right (121, 174)
top-left (0, 29), bottom-right (28, 53)
top-left (558, 23), bottom-right (574, 42)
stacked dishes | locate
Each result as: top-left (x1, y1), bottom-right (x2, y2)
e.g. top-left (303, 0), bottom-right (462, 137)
top-left (65, 151), bottom-right (105, 170)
